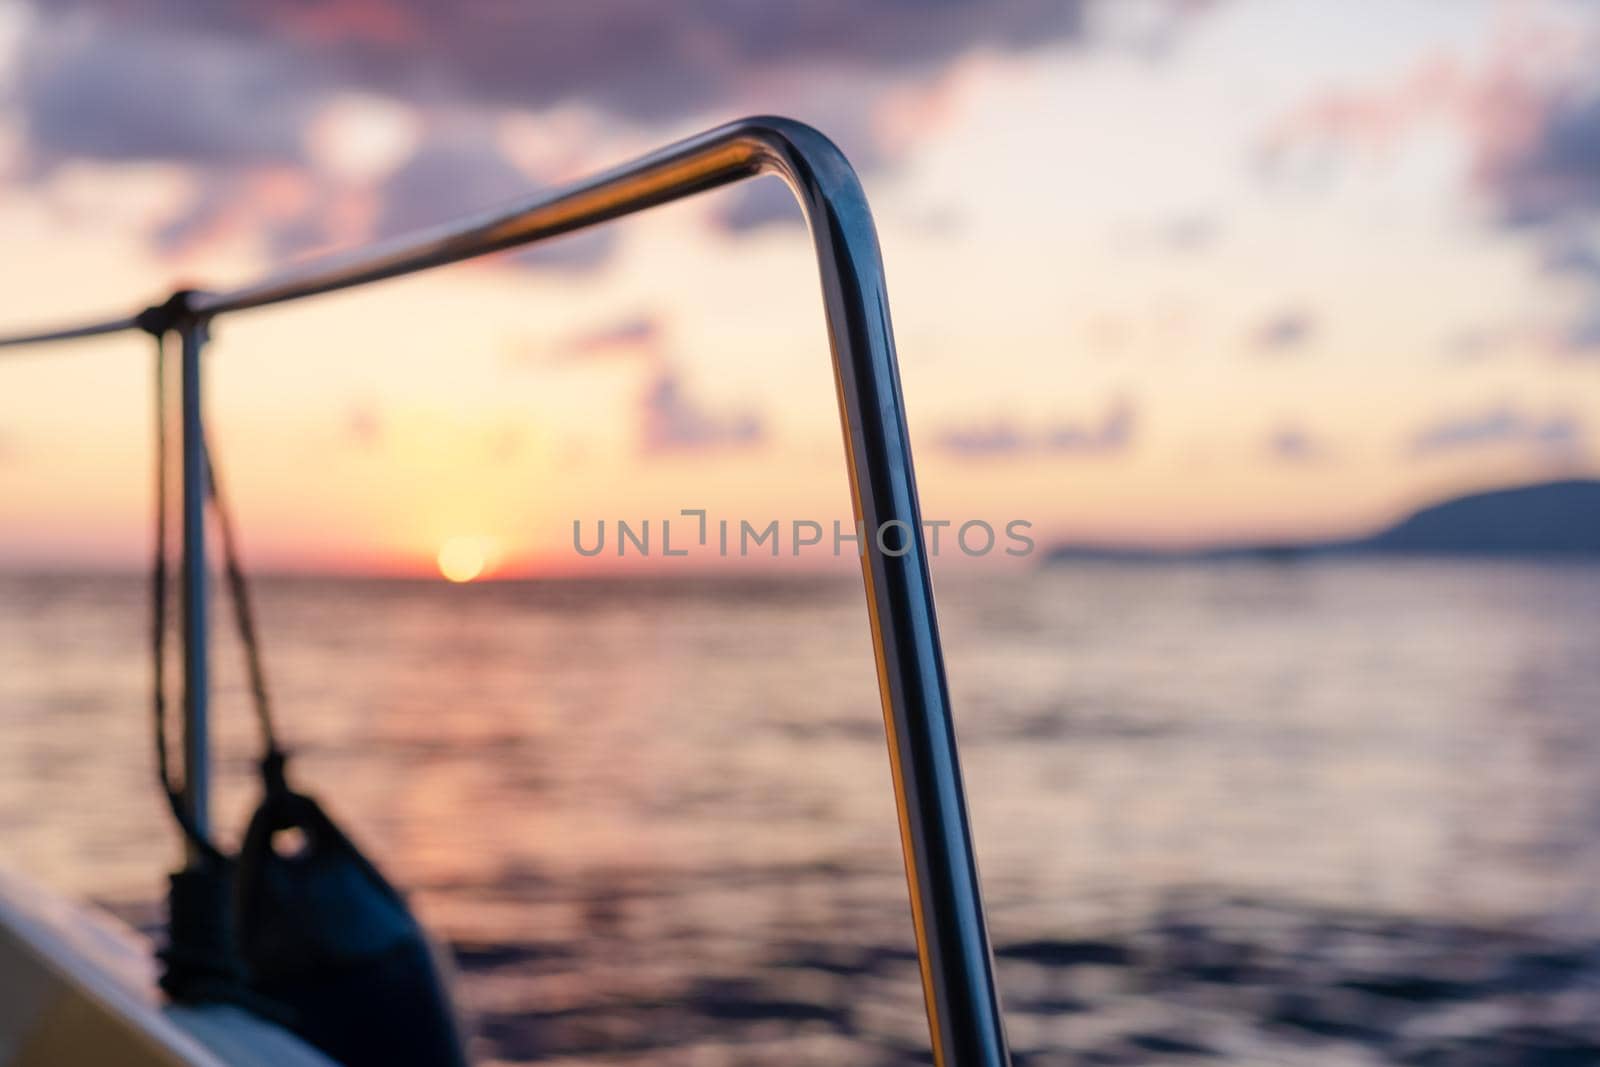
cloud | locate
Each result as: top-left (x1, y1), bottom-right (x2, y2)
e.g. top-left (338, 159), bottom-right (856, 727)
top-left (1266, 424), bottom-right (1328, 464)
top-left (558, 313), bottom-right (662, 359)
top-left (1561, 307), bottom-right (1600, 354)
top-left (15, 0), bottom-right (1098, 171)
top-left (936, 397), bottom-right (1135, 458)
top-left (16, 23), bottom-right (312, 170)
top-left (1262, 15), bottom-right (1600, 358)
top-left (1441, 324), bottom-right (1518, 363)
top-left (1157, 212), bottom-right (1219, 252)
top-left (1474, 72), bottom-right (1600, 359)
top-left (1488, 88), bottom-right (1600, 228)
top-left (374, 124), bottom-right (532, 236)
top-left (373, 122), bottom-right (617, 272)
top-left (1252, 307), bottom-right (1316, 354)
top-left (7, 0), bottom-right (1226, 275)
top-left (135, 112), bottom-right (621, 268)
top-left (1538, 236), bottom-right (1600, 358)
top-left (1409, 402), bottom-right (1585, 460)
top-left (6, 0), bottom-right (1228, 279)
top-left (531, 312), bottom-right (760, 451)
top-left (640, 367), bottom-right (763, 454)
top-left (1541, 237), bottom-right (1600, 282)
top-left (709, 176), bottom-right (805, 235)
top-left (151, 166), bottom-right (329, 259)
top-left (1047, 398), bottom-right (1135, 451)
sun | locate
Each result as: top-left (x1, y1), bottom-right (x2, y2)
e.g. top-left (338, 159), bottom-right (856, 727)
top-left (437, 536), bottom-right (495, 583)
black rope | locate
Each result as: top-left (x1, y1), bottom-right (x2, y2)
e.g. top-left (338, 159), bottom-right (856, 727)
top-left (204, 439), bottom-right (282, 764)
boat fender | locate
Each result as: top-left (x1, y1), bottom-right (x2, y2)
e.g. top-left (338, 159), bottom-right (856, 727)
top-left (235, 752), bottom-right (470, 1067)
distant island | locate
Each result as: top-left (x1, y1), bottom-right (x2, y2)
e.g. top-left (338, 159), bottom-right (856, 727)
top-left (1046, 479), bottom-right (1600, 563)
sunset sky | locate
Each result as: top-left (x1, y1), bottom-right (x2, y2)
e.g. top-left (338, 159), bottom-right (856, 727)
top-left (0, 0), bottom-right (1595, 576)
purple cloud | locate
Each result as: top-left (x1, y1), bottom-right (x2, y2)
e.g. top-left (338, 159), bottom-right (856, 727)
top-left (937, 397), bottom-right (1136, 458)
top-left (938, 421), bottom-right (1029, 457)
top-left (1263, 23), bottom-right (1600, 360)
top-left (1561, 308), bottom-right (1600, 355)
top-left (709, 176), bottom-right (805, 235)
top-left (1490, 90), bottom-right (1600, 229)
top-left (1541, 238), bottom-right (1600, 282)
top-left (560, 314), bottom-right (661, 359)
top-left (513, 312), bottom-right (757, 450)
top-left (1539, 237), bottom-right (1600, 358)
top-left (1252, 308), bottom-right (1316, 354)
top-left (640, 367), bottom-right (763, 454)
top-left (17, 25), bottom-right (311, 170)
top-left (1484, 80), bottom-right (1600, 358)
top-left (374, 124), bottom-right (616, 272)
top-left (1409, 403), bottom-right (1586, 460)
top-left (7, 0), bottom-right (1232, 268)
top-left (1158, 213), bottom-right (1219, 252)
top-left (1442, 325), bottom-right (1517, 363)
top-left (1266, 424), bottom-right (1327, 464)
top-left (14, 0), bottom-right (1099, 173)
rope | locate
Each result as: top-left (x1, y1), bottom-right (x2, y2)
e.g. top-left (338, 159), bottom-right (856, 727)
top-left (204, 441), bottom-right (281, 760)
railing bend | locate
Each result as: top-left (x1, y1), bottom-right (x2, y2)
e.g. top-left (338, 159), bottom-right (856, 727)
top-left (0, 116), bottom-right (1011, 1067)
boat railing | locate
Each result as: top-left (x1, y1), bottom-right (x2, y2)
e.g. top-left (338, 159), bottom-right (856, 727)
top-left (0, 116), bottom-right (1010, 1067)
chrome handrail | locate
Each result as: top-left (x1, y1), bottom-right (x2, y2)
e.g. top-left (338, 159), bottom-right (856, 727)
top-left (0, 116), bottom-right (1011, 1067)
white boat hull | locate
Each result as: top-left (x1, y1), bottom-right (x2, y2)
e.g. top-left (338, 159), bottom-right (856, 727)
top-left (0, 868), bottom-right (334, 1067)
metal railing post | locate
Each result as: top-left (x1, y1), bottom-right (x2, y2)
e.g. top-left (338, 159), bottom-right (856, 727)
top-left (762, 126), bottom-right (1011, 1067)
top-left (178, 315), bottom-right (211, 851)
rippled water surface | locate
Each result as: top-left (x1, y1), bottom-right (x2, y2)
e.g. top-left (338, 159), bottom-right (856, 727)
top-left (3, 562), bottom-right (1599, 1064)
